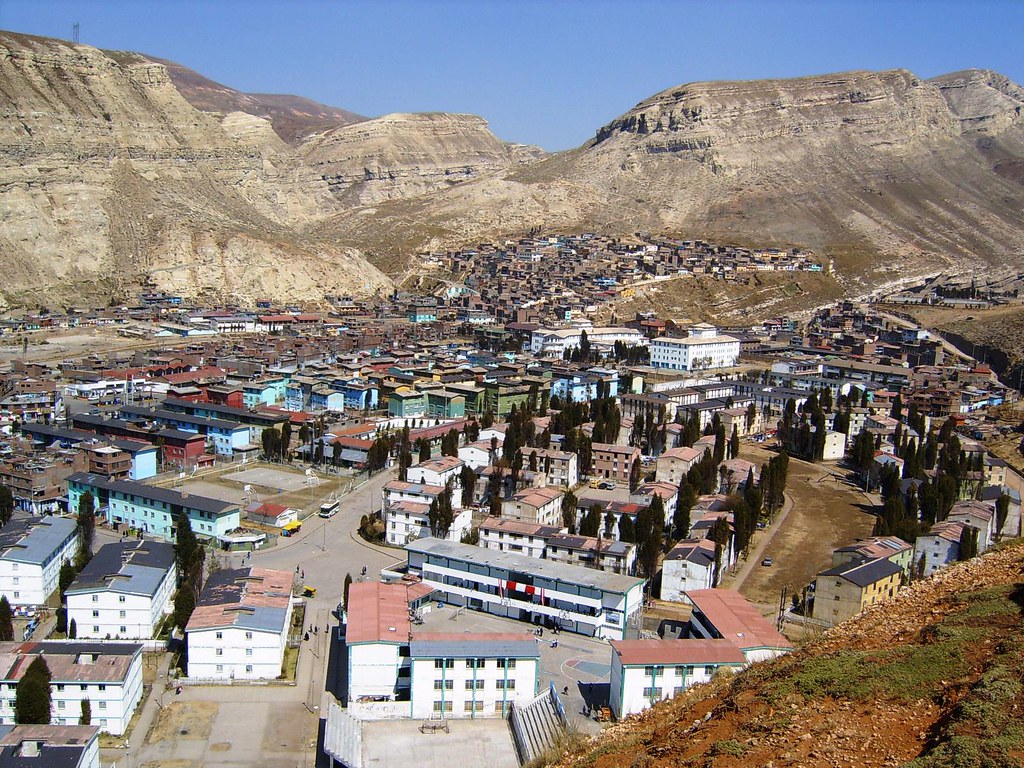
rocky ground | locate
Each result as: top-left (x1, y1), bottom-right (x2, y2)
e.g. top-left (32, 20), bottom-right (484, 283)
top-left (557, 540), bottom-right (1024, 768)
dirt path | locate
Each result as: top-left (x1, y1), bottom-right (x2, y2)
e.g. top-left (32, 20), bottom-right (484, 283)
top-left (729, 444), bottom-right (878, 610)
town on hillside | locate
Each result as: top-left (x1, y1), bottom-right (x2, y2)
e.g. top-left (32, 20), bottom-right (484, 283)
top-left (0, 235), bottom-right (1021, 768)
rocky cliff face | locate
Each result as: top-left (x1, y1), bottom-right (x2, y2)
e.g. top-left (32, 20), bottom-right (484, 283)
top-left (353, 69), bottom-right (1024, 291)
top-left (2, 29), bottom-right (1024, 308)
top-left (302, 112), bottom-right (543, 206)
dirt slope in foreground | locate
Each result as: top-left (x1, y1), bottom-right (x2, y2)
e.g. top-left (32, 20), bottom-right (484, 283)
top-left (561, 541), bottom-right (1024, 768)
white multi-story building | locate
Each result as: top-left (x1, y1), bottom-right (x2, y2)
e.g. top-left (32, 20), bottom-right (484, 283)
top-left (344, 581), bottom-right (538, 719)
top-left (530, 327), bottom-right (645, 358)
top-left (406, 456), bottom-right (464, 488)
top-left (459, 440), bottom-right (499, 470)
top-left (401, 538), bottom-right (645, 640)
top-left (478, 518), bottom-right (560, 560)
top-left (0, 724), bottom-right (100, 768)
top-left (0, 516), bottom-right (80, 612)
top-left (650, 324), bottom-right (740, 371)
top-left (383, 481), bottom-right (472, 547)
top-left (409, 633), bottom-right (539, 719)
top-left (660, 539), bottom-right (717, 601)
top-left (518, 448), bottom-right (578, 488)
top-left (185, 567), bottom-right (294, 681)
top-left (0, 641), bottom-right (144, 735)
top-left (544, 534), bottom-right (636, 576)
top-left (913, 521), bottom-right (968, 578)
top-left (610, 639), bottom-right (747, 718)
top-left (66, 540), bottom-right (176, 640)
top-left (502, 487), bottom-right (564, 527)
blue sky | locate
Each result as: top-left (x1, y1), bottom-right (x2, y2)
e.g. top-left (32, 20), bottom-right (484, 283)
top-left (2, 0), bottom-right (1022, 150)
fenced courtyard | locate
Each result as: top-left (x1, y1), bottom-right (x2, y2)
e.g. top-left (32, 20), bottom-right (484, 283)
top-left (162, 462), bottom-right (359, 516)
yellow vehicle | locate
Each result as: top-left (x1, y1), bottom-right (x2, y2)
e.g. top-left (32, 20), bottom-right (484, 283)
top-left (282, 520), bottom-right (302, 537)
top-left (302, 585), bottom-right (317, 598)
top-left (589, 479), bottom-right (601, 488)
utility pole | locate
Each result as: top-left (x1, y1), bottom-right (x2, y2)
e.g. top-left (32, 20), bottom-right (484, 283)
top-left (72, 22), bottom-right (79, 44)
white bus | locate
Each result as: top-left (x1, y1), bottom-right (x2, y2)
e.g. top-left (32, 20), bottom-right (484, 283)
top-left (319, 499), bottom-right (340, 518)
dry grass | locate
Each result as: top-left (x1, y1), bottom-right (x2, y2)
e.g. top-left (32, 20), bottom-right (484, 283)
top-left (147, 701), bottom-right (219, 743)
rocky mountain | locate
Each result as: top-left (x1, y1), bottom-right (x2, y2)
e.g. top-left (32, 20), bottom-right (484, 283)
top-left (558, 541), bottom-right (1024, 768)
top-left (365, 68), bottom-right (1024, 294)
top-left (1, 29), bottom-right (1023, 308)
top-left (154, 56), bottom-right (367, 145)
top-left (0, 31), bottom-right (532, 308)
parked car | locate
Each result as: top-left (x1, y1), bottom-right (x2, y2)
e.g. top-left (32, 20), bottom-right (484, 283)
top-left (761, 557), bottom-right (773, 567)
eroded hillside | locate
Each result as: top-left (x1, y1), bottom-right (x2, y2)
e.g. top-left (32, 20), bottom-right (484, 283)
top-left (559, 541), bottom-right (1024, 768)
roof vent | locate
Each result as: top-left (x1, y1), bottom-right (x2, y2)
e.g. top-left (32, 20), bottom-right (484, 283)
top-left (18, 740), bottom-right (41, 758)
top-left (388, 626), bottom-right (397, 632)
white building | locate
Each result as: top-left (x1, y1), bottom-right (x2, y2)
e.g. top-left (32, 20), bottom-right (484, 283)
top-left (383, 481), bottom-right (472, 547)
top-left (660, 539), bottom-right (717, 601)
top-left (459, 440), bottom-right (499, 471)
top-left (185, 567), bottom-right (294, 681)
top-left (345, 581), bottom-right (539, 719)
top-left (650, 324), bottom-right (740, 371)
top-left (66, 540), bottom-right (176, 640)
top-left (913, 521), bottom-right (968, 577)
top-left (610, 639), bottom-right (747, 718)
top-left (685, 589), bottom-right (793, 663)
top-left (0, 516), bottom-right (80, 612)
top-left (409, 633), bottom-right (539, 719)
top-left (0, 724), bottom-right (100, 768)
top-left (502, 487), bottom-right (564, 527)
top-left (0, 641), bottom-right (144, 735)
top-left (406, 456), bottom-right (464, 488)
top-left (400, 538), bottom-right (646, 640)
top-left (530, 327), bottom-right (645, 358)
top-left (478, 518), bottom-right (560, 560)
top-left (518, 447), bottom-right (578, 488)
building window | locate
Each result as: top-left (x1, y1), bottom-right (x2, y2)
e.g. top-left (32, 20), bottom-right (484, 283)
top-left (433, 679), bottom-right (454, 690)
top-left (705, 665), bottom-right (716, 675)
top-left (497, 658), bottom-right (517, 669)
top-left (497, 679), bottom-right (516, 690)
top-left (92, 610), bottom-right (99, 618)
top-left (245, 649), bottom-right (253, 657)
top-left (92, 594), bottom-right (98, 602)
top-left (57, 701), bottom-right (65, 709)
top-left (465, 679), bottom-right (484, 690)
top-left (245, 631), bottom-right (253, 640)
top-left (216, 664), bottom-right (223, 673)
top-left (433, 658), bottom-right (454, 669)
top-left (56, 684), bottom-right (65, 691)
top-left (98, 701), bottom-right (107, 709)
top-left (120, 626), bottom-right (126, 634)
top-left (216, 631), bottom-right (223, 639)
top-left (119, 610), bottom-right (126, 619)
top-left (642, 687), bottom-right (663, 698)
top-left (464, 701), bottom-right (484, 712)
top-left (245, 665), bottom-right (253, 673)
top-left (216, 649), bottom-right (223, 656)
top-left (644, 666), bottom-right (658, 676)
top-left (93, 626), bottom-right (99, 633)
top-left (119, 595), bottom-right (126, 603)
top-left (432, 701), bottom-right (453, 713)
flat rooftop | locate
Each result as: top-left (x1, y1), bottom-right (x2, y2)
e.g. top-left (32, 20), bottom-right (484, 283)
top-left (407, 538), bottom-right (645, 595)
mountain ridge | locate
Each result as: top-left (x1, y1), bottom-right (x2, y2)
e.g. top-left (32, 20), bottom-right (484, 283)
top-left (1, 29), bottom-right (1024, 308)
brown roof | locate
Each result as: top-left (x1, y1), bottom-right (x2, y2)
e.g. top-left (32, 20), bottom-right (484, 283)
top-left (345, 581), bottom-right (412, 644)
top-left (685, 589), bottom-right (793, 652)
top-left (185, 566), bottom-right (293, 631)
top-left (611, 638), bottom-right (747, 666)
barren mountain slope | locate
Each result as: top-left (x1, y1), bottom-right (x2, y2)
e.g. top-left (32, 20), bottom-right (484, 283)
top-left (334, 69), bottom-right (1024, 293)
top-left (559, 541), bottom-right (1024, 768)
top-left (154, 55), bottom-right (368, 145)
top-left (0, 31), bottom-right (391, 307)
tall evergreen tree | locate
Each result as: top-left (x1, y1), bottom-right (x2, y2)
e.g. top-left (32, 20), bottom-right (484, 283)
top-left (560, 491), bottom-right (578, 533)
top-left (76, 492), bottom-right (96, 566)
top-left (15, 656), bottom-right (52, 724)
top-left (0, 595), bottom-right (13, 641)
top-left (0, 485), bottom-right (14, 526)
top-left (579, 505), bottom-right (601, 538)
top-left (80, 698), bottom-right (91, 726)
top-left (729, 425), bottom-right (740, 460)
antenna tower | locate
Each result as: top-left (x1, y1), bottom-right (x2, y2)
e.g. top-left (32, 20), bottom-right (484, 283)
top-left (72, 23), bottom-right (80, 44)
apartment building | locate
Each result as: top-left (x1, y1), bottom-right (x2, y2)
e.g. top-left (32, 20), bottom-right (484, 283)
top-left (591, 443), bottom-right (641, 484)
top-left (650, 325), bottom-right (740, 371)
top-left (186, 567), bottom-right (294, 680)
top-left (811, 558), bottom-right (903, 627)
top-left (478, 518), bottom-right (560, 559)
top-left (0, 641), bottom-right (144, 735)
top-left (0, 517), bottom-right (80, 611)
top-left (501, 487), bottom-right (564, 527)
top-left (544, 534), bottom-right (636, 575)
top-left (518, 447), bottom-right (578, 488)
top-left (66, 540), bottom-right (176, 640)
top-left (66, 474), bottom-right (241, 542)
top-left (401, 538), bottom-right (645, 640)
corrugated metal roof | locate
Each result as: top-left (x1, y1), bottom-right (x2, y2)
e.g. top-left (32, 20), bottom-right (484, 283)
top-left (410, 633), bottom-right (539, 660)
top-left (0, 517), bottom-right (77, 566)
top-left (67, 473), bottom-right (238, 516)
